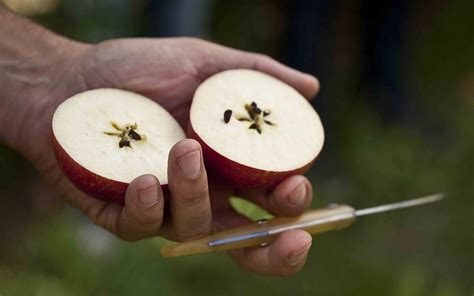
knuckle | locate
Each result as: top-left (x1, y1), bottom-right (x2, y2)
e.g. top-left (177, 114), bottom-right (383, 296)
top-left (254, 53), bottom-right (273, 63)
top-left (136, 206), bottom-right (163, 224)
top-left (102, 206), bottom-right (120, 235)
top-left (127, 199), bottom-right (164, 228)
top-left (279, 205), bottom-right (301, 217)
top-left (267, 194), bottom-right (280, 212)
top-left (178, 184), bottom-right (209, 208)
top-left (268, 193), bottom-right (297, 216)
top-left (283, 200), bottom-right (306, 215)
top-left (177, 222), bottom-right (211, 241)
top-left (130, 211), bottom-right (163, 232)
top-left (85, 203), bottom-right (108, 226)
top-left (119, 210), bottom-right (162, 241)
top-left (85, 203), bottom-right (128, 238)
top-left (248, 53), bottom-right (277, 72)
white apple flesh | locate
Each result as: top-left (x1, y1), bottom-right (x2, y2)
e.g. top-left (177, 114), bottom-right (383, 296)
top-left (52, 88), bottom-right (186, 203)
top-left (189, 69), bottom-right (325, 189)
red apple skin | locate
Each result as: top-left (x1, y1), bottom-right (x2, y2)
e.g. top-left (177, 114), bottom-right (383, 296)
top-left (52, 135), bottom-right (168, 204)
top-left (187, 124), bottom-right (318, 190)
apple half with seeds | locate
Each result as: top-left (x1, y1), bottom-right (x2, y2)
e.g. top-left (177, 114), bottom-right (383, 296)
top-left (188, 69), bottom-right (324, 189)
top-left (52, 88), bottom-right (185, 203)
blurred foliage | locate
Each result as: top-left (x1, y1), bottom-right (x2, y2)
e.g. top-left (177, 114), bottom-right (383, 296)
top-left (0, 0), bottom-right (473, 295)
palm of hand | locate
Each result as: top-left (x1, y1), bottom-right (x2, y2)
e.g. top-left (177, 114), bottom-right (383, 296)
top-left (58, 38), bottom-right (240, 226)
top-left (26, 38), bottom-right (319, 275)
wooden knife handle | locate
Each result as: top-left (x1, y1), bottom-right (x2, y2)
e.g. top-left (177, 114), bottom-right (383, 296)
top-left (161, 204), bottom-right (355, 258)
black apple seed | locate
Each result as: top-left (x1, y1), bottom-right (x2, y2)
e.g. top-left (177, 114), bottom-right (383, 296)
top-left (224, 109), bottom-right (232, 123)
top-left (128, 129), bottom-right (142, 140)
top-left (119, 139), bottom-right (131, 148)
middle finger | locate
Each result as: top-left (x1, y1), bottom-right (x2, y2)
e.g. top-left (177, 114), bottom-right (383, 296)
top-left (239, 175), bottom-right (313, 217)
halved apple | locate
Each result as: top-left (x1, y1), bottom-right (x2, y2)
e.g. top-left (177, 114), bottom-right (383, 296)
top-left (189, 69), bottom-right (324, 189)
top-left (52, 88), bottom-right (185, 203)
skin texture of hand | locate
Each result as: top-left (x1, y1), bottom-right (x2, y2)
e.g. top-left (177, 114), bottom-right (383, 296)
top-left (0, 10), bottom-right (320, 276)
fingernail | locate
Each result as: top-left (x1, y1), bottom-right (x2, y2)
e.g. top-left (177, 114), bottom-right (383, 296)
top-left (288, 243), bottom-right (311, 266)
top-left (289, 182), bottom-right (307, 207)
top-left (138, 177), bottom-right (159, 207)
top-left (177, 150), bottom-right (201, 179)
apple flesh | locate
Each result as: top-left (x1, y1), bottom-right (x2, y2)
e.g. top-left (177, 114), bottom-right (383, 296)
top-left (189, 69), bottom-right (325, 189)
top-left (52, 88), bottom-right (185, 203)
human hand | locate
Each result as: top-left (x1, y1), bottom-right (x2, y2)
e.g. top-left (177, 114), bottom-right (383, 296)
top-left (4, 37), bottom-right (320, 276)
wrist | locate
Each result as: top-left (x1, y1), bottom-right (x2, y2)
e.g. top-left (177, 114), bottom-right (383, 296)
top-left (0, 8), bottom-right (91, 151)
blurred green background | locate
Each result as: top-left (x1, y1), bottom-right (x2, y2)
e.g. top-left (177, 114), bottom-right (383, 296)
top-left (0, 0), bottom-right (473, 295)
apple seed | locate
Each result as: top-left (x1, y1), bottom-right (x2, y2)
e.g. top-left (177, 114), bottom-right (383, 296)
top-left (237, 101), bottom-right (275, 134)
top-left (249, 123), bottom-right (262, 134)
top-left (104, 121), bottom-right (145, 148)
top-left (223, 109), bottom-right (232, 123)
top-left (119, 139), bottom-right (131, 148)
top-left (128, 129), bottom-right (142, 140)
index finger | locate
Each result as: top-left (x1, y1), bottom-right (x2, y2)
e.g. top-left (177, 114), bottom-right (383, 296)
top-left (243, 52), bottom-right (320, 100)
top-left (239, 175), bottom-right (313, 217)
top-left (194, 40), bottom-right (320, 100)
